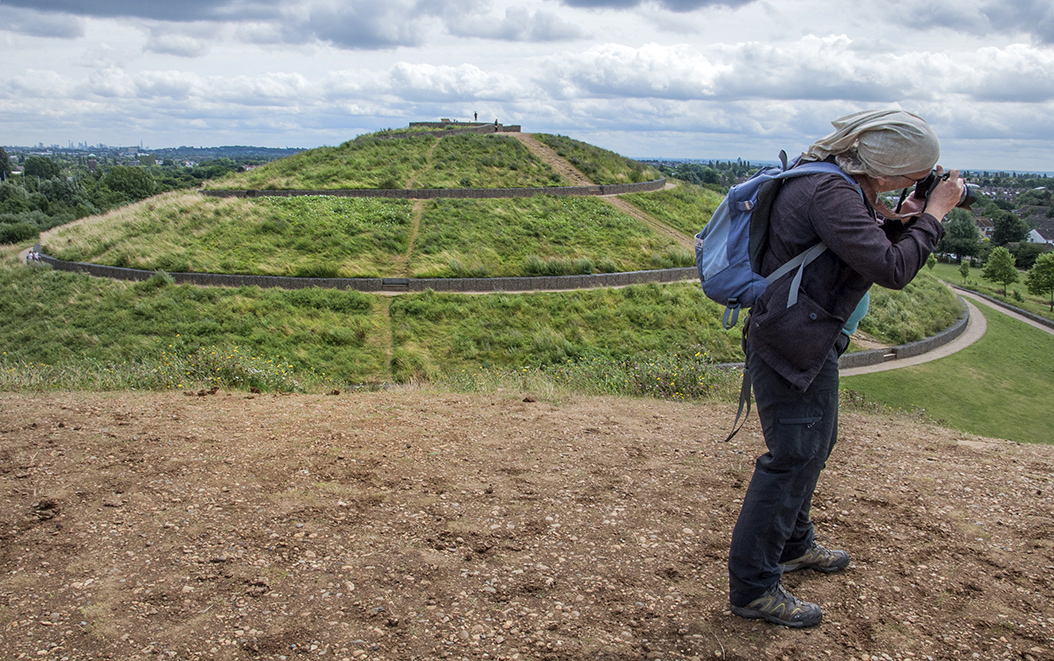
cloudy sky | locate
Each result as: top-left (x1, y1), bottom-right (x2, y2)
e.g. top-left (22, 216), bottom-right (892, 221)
top-left (3, 0), bottom-right (1054, 170)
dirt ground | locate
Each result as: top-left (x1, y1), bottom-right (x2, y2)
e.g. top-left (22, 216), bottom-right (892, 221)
top-left (1, 388), bottom-right (1052, 661)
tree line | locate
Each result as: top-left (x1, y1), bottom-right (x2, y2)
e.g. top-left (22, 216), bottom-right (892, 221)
top-left (0, 147), bottom-right (262, 245)
top-left (647, 158), bottom-right (1050, 270)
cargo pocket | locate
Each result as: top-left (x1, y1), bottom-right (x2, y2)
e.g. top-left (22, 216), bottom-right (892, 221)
top-left (749, 283), bottom-right (844, 384)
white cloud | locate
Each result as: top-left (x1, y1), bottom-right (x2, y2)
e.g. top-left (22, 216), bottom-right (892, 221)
top-left (213, 73), bottom-right (312, 105)
top-left (975, 0), bottom-right (1054, 43)
top-left (305, 1), bottom-right (431, 50)
top-left (5, 70), bottom-right (75, 99)
top-left (145, 32), bottom-right (211, 58)
top-left (885, 0), bottom-right (1054, 45)
top-left (134, 71), bottom-right (200, 100)
top-left (560, 0), bottom-right (755, 10)
top-left (385, 63), bottom-right (527, 102)
top-left (80, 67), bottom-right (139, 99)
top-left (449, 6), bottom-right (587, 41)
top-left (541, 37), bottom-right (1054, 108)
top-left (971, 44), bottom-right (1054, 102)
top-left (541, 43), bottom-right (726, 99)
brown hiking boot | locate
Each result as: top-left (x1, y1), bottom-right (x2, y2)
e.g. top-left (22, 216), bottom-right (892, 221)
top-left (780, 542), bottom-right (850, 574)
top-left (730, 581), bottom-right (823, 628)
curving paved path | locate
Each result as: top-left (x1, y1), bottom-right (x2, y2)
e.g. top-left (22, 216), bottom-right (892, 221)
top-left (841, 296), bottom-right (986, 376)
top-left (842, 287), bottom-right (1054, 376)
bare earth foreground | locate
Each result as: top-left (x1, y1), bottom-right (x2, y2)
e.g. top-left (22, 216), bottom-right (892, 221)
top-left (2, 389), bottom-right (1052, 661)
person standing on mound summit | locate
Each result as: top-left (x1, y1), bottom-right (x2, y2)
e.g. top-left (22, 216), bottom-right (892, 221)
top-left (727, 110), bottom-right (966, 628)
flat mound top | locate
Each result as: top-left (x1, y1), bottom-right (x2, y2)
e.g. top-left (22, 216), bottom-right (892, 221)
top-left (3, 389), bottom-right (1051, 659)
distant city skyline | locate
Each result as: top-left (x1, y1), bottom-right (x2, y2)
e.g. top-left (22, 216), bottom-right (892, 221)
top-left (6, 138), bottom-right (1053, 178)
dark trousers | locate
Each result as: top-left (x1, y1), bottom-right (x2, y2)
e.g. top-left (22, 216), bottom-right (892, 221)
top-left (727, 338), bottom-right (842, 607)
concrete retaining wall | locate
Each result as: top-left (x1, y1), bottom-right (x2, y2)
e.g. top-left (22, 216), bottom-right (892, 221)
top-left (712, 297), bottom-right (971, 373)
top-left (949, 286), bottom-right (1054, 331)
top-left (201, 178), bottom-right (666, 200)
top-left (837, 299), bottom-right (970, 369)
top-left (36, 253), bottom-right (697, 294)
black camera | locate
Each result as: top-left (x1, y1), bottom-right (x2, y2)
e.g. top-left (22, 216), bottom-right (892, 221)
top-left (912, 170), bottom-right (977, 210)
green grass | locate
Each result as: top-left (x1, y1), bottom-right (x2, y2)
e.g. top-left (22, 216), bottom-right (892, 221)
top-left (842, 302), bottom-right (1054, 444)
top-left (45, 193), bottom-right (692, 279)
top-left (205, 133), bottom-right (564, 191)
top-left (441, 348), bottom-right (743, 403)
top-left (0, 248), bottom-right (747, 392)
top-left (858, 271), bottom-right (964, 344)
top-left (622, 182), bottom-right (724, 237)
top-left (929, 261), bottom-right (1054, 322)
top-left (388, 284), bottom-right (743, 381)
top-left (409, 196), bottom-right (690, 277)
top-left (1, 241), bottom-right (964, 391)
top-left (534, 134), bottom-right (662, 185)
top-left (415, 134), bottom-right (562, 188)
top-left (43, 193), bottom-right (415, 277)
top-left (11, 244), bottom-right (1047, 446)
top-left (0, 256), bottom-right (388, 385)
top-left (205, 134), bottom-right (438, 190)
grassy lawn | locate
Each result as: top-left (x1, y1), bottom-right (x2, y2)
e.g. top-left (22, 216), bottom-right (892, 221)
top-left (534, 134), bottom-right (661, 185)
top-left (930, 261), bottom-right (1054, 321)
top-left (409, 196), bottom-right (692, 277)
top-left (858, 271), bottom-right (964, 344)
top-left (387, 283), bottom-right (743, 382)
top-left (0, 253), bottom-right (389, 388)
top-left (621, 182), bottom-right (724, 237)
top-left (415, 134), bottom-right (562, 188)
top-left (3, 241), bottom-right (991, 430)
top-left (42, 193), bottom-right (415, 278)
top-left (842, 301), bottom-right (1054, 444)
top-left (42, 193), bottom-right (694, 279)
top-left (204, 135), bottom-right (438, 190)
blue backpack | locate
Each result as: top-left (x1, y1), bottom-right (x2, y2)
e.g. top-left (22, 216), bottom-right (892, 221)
top-left (694, 153), bottom-right (860, 329)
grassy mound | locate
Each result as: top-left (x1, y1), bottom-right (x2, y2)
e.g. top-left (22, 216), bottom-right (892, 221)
top-left (11, 128), bottom-right (964, 401)
top-left (203, 133), bottom-right (569, 191)
top-left (45, 129), bottom-right (684, 279)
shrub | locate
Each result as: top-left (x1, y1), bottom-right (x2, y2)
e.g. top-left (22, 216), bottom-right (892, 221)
top-left (524, 255), bottom-right (546, 276)
top-left (0, 222), bottom-right (39, 244)
top-left (572, 257), bottom-right (594, 274)
top-left (294, 263), bottom-right (342, 278)
top-left (139, 271), bottom-right (175, 290)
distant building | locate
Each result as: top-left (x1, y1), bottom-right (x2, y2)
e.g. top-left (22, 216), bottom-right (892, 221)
top-left (1029, 223), bottom-right (1054, 245)
top-left (975, 216), bottom-right (995, 240)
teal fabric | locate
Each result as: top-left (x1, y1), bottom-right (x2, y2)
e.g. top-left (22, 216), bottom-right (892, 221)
top-left (842, 289), bottom-right (870, 336)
